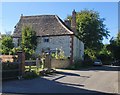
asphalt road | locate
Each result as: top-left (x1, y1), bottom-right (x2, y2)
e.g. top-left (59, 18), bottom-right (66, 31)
top-left (2, 65), bottom-right (119, 94)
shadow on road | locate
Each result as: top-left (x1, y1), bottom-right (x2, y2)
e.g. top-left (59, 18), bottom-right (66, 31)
top-left (55, 71), bottom-right (80, 76)
top-left (52, 75), bottom-right (66, 81)
top-left (80, 65), bottom-right (120, 71)
top-left (2, 77), bottom-right (116, 94)
top-left (57, 81), bottom-right (85, 87)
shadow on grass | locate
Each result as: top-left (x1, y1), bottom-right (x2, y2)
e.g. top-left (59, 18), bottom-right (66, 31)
top-left (2, 77), bottom-right (115, 94)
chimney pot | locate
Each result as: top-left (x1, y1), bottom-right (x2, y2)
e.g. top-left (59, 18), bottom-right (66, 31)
top-left (71, 10), bottom-right (76, 33)
top-left (21, 14), bottom-right (23, 17)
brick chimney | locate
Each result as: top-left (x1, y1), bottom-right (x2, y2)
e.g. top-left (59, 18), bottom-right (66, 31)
top-left (71, 9), bottom-right (76, 33)
top-left (64, 19), bottom-right (71, 29)
top-left (20, 14), bottom-right (23, 18)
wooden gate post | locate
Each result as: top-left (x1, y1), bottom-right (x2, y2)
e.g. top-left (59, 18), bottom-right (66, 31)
top-left (17, 51), bottom-right (25, 76)
top-left (44, 53), bottom-right (51, 72)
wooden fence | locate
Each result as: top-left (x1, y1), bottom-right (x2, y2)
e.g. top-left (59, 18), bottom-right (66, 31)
top-left (2, 62), bottom-right (20, 80)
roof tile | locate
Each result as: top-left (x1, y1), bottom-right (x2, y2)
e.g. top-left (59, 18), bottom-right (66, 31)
top-left (13, 15), bottom-right (74, 37)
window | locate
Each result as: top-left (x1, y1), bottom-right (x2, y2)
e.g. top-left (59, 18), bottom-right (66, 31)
top-left (43, 38), bottom-right (49, 42)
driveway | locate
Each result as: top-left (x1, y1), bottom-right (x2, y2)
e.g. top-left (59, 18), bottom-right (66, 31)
top-left (2, 65), bottom-right (119, 94)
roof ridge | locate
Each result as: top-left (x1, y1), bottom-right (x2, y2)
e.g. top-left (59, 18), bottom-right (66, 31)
top-left (55, 15), bottom-right (74, 35)
top-left (22, 15), bottom-right (56, 18)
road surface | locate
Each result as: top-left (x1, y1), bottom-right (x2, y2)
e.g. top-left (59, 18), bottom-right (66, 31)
top-left (2, 65), bottom-right (119, 94)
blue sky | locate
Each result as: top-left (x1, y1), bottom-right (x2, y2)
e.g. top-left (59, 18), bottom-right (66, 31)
top-left (1, 2), bottom-right (118, 44)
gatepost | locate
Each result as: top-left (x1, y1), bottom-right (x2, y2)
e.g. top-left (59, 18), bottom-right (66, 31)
top-left (44, 53), bottom-right (51, 72)
top-left (17, 51), bottom-right (25, 76)
top-left (44, 48), bottom-right (51, 72)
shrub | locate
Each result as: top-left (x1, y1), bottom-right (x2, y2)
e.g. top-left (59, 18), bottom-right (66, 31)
top-left (66, 59), bottom-right (82, 70)
top-left (51, 48), bottom-right (67, 60)
top-left (96, 54), bottom-right (112, 65)
top-left (83, 54), bottom-right (93, 66)
top-left (67, 58), bottom-right (93, 70)
top-left (82, 59), bottom-right (93, 66)
top-left (73, 60), bottom-right (83, 69)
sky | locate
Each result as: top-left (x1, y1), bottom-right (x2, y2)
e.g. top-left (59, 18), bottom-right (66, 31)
top-left (0, 2), bottom-right (119, 44)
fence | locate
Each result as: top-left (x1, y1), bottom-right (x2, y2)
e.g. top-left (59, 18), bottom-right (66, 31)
top-left (2, 60), bottom-right (36, 80)
top-left (2, 51), bottom-right (25, 80)
top-left (25, 60), bottom-right (36, 66)
top-left (2, 62), bottom-right (20, 80)
top-left (2, 51), bottom-right (71, 80)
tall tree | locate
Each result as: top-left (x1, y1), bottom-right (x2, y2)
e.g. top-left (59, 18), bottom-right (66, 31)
top-left (21, 26), bottom-right (37, 59)
top-left (107, 32), bottom-right (120, 60)
top-left (67, 9), bottom-right (109, 50)
top-left (116, 32), bottom-right (120, 45)
top-left (0, 35), bottom-right (14, 54)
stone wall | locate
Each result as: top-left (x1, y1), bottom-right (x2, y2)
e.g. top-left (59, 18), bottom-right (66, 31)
top-left (73, 36), bottom-right (84, 61)
top-left (13, 35), bottom-right (84, 62)
top-left (36, 36), bottom-right (71, 57)
top-left (51, 58), bottom-right (70, 69)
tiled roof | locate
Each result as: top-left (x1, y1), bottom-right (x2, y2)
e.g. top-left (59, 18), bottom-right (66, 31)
top-left (13, 15), bottom-right (74, 37)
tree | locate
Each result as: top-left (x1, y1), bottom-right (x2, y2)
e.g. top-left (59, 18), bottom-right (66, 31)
top-left (66, 9), bottom-right (110, 60)
top-left (0, 35), bottom-right (14, 54)
top-left (116, 32), bottom-right (120, 45)
top-left (107, 32), bottom-right (120, 60)
top-left (67, 9), bottom-right (109, 50)
top-left (97, 44), bottom-right (112, 64)
top-left (21, 26), bottom-right (37, 59)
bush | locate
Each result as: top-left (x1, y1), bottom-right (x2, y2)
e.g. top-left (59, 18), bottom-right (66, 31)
top-left (73, 60), bottom-right (82, 69)
top-left (51, 49), bottom-right (67, 60)
top-left (66, 60), bottom-right (82, 70)
top-left (22, 71), bottom-right (39, 79)
top-left (67, 58), bottom-right (93, 70)
top-left (96, 54), bottom-right (112, 65)
top-left (82, 59), bottom-right (93, 66)
top-left (83, 54), bottom-right (93, 66)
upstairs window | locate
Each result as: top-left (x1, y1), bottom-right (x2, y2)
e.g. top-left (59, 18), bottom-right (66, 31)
top-left (43, 38), bottom-right (49, 42)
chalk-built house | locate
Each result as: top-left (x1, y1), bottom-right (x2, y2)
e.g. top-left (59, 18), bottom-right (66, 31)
top-left (13, 10), bottom-right (84, 63)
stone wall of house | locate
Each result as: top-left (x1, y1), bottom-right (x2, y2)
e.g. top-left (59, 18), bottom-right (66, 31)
top-left (73, 36), bottom-right (84, 61)
top-left (51, 58), bottom-right (70, 68)
top-left (13, 35), bottom-right (84, 61)
top-left (36, 36), bottom-right (71, 57)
